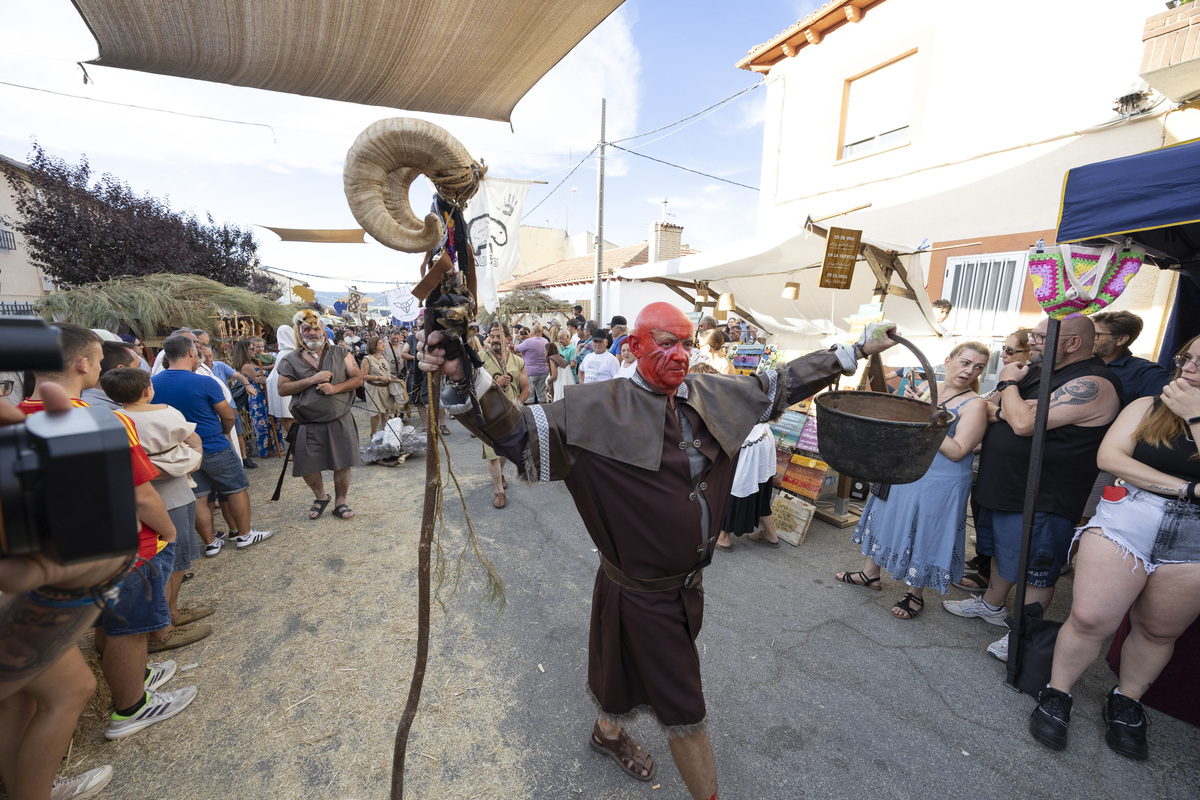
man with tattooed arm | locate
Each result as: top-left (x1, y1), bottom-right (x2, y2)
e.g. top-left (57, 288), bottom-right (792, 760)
top-left (945, 315), bottom-right (1122, 644)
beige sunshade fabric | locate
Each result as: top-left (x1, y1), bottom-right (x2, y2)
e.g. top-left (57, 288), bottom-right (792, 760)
top-left (71, 0), bottom-right (625, 122)
top-left (261, 227), bottom-right (366, 244)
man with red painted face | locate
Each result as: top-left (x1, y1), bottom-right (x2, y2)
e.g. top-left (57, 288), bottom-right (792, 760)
top-left (419, 303), bottom-right (898, 799)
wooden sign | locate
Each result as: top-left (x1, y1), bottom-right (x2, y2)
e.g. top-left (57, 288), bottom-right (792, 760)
top-left (818, 227), bottom-right (862, 289)
top-left (781, 453), bottom-right (829, 501)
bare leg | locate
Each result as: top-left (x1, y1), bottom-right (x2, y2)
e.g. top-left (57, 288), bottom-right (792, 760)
top-left (218, 499), bottom-right (236, 535)
top-left (983, 574), bottom-right (1054, 613)
top-left (0, 691), bottom-right (34, 790)
top-left (223, 489), bottom-right (252, 537)
top-left (303, 473), bottom-right (328, 518)
top-left (1118, 561), bottom-right (1200, 700)
top-left (759, 513), bottom-right (779, 544)
top-left (100, 633), bottom-right (148, 709)
top-left (0, 647), bottom-right (95, 800)
top-left (668, 730), bottom-right (718, 800)
top-left (332, 468), bottom-right (353, 516)
top-left (280, 418), bottom-right (293, 434)
top-left (1049, 531), bottom-right (1147, 694)
top-left (417, 406), bottom-right (429, 430)
top-left (194, 495), bottom-right (215, 545)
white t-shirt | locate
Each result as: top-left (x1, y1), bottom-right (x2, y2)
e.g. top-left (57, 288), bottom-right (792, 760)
top-left (580, 351), bottom-right (619, 383)
top-left (615, 361), bottom-right (637, 379)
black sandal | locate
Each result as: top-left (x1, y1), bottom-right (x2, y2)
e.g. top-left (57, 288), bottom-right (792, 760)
top-left (892, 592), bottom-right (925, 620)
top-left (308, 498), bottom-right (331, 519)
top-left (836, 570), bottom-right (882, 591)
top-left (332, 504), bottom-right (355, 519)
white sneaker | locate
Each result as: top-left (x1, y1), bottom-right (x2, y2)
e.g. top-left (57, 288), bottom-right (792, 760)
top-left (144, 660), bottom-right (176, 691)
top-left (104, 687), bottom-right (198, 740)
top-left (943, 595), bottom-right (1009, 626)
top-left (988, 633), bottom-right (1010, 662)
top-left (51, 765), bottom-right (113, 800)
top-left (234, 529), bottom-right (273, 549)
top-left (203, 538), bottom-right (223, 558)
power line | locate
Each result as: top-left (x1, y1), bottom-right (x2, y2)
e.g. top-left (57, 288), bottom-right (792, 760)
top-left (0, 81), bottom-right (279, 142)
top-left (607, 144), bottom-right (758, 191)
top-left (608, 81), bottom-right (765, 145)
top-left (523, 146), bottom-right (598, 217)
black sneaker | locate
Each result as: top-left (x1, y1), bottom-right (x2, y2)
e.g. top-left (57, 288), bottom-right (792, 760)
top-left (1103, 687), bottom-right (1149, 760)
top-left (243, 458), bottom-right (257, 469)
top-left (1029, 687), bottom-right (1072, 750)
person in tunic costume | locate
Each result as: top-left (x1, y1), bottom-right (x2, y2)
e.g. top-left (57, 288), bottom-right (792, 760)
top-left (276, 310), bottom-right (364, 521)
top-left (479, 323), bottom-right (530, 509)
top-left (419, 303), bottom-right (900, 800)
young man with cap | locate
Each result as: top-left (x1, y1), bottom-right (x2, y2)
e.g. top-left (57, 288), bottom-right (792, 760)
top-left (579, 328), bottom-right (620, 384)
top-left (419, 303), bottom-right (899, 800)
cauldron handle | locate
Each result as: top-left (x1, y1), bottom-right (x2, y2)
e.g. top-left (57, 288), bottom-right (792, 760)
top-left (889, 334), bottom-right (941, 425)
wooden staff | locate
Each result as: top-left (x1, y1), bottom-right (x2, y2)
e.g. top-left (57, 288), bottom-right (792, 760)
top-left (391, 369), bottom-right (438, 800)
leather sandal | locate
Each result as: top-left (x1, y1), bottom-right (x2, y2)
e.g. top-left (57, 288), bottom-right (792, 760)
top-left (493, 492), bottom-right (506, 509)
top-left (590, 722), bottom-right (655, 782)
top-left (836, 570), bottom-right (882, 591)
top-left (892, 592), bottom-right (925, 620)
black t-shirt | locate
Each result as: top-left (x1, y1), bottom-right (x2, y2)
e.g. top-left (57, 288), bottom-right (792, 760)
top-left (976, 356), bottom-right (1121, 520)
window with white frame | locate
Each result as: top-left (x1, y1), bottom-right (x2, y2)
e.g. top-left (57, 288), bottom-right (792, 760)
top-left (941, 251), bottom-right (1028, 337)
top-left (840, 53), bottom-right (916, 160)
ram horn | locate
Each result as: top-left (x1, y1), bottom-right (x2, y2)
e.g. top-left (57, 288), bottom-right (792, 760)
top-left (343, 118), bottom-right (486, 254)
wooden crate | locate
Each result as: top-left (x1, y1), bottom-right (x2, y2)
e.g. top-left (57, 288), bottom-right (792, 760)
top-left (771, 494), bottom-right (816, 546)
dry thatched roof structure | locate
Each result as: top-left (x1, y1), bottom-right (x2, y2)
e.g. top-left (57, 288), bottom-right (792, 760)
top-left (38, 273), bottom-right (299, 339)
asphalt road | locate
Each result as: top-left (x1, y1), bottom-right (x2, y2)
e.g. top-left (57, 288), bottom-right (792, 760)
top-left (414, 414), bottom-right (1199, 800)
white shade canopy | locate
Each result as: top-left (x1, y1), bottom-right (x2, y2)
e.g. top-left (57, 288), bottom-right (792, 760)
top-left (619, 223), bottom-right (946, 353)
top-left (73, 0), bottom-right (626, 122)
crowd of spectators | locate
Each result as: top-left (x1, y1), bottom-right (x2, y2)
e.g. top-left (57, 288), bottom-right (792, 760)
top-left (1, 303), bottom-right (1195, 798)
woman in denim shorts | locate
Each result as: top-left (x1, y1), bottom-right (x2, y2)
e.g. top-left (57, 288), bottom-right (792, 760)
top-left (1028, 334), bottom-right (1200, 760)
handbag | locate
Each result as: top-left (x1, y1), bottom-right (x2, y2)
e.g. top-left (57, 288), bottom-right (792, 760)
top-left (1007, 602), bottom-right (1063, 697)
top-left (388, 380), bottom-right (408, 404)
top-left (1027, 241), bottom-right (1144, 319)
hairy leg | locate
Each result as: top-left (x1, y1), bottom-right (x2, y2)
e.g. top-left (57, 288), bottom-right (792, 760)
top-left (101, 633), bottom-right (149, 710)
top-left (668, 730), bottom-right (718, 800)
top-left (224, 490), bottom-right (252, 536)
top-left (332, 468), bottom-right (352, 509)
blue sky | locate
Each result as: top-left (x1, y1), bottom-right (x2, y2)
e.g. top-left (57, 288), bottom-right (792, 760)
top-left (0, 0), bottom-right (822, 292)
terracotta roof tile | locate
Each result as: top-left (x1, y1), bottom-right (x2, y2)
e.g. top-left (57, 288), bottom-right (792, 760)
top-left (499, 242), bottom-right (698, 291)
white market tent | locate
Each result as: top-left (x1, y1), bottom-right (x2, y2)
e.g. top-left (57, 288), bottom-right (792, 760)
top-left (620, 221), bottom-right (948, 355)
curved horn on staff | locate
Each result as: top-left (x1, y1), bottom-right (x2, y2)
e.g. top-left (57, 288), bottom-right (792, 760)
top-left (343, 118), bottom-right (482, 254)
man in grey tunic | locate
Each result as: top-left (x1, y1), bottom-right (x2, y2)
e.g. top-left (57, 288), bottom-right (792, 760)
top-left (276, 309), bottom-right (364, 520)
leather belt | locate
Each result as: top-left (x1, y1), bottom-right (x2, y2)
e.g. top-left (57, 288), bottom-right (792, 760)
top-left (598, 553), bottom-right (704, 592)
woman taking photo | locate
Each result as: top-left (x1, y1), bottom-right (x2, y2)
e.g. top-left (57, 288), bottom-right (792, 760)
top-left (1028, 334), bottom-right (1200, 760)
top-left (363, 337), bottom-right (401, 435)
top-left (835, 342), bottom-right (990, 619)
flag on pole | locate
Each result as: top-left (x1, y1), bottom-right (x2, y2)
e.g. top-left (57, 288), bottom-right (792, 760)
top-left (465, 178), bottom-right (533, 312)
top-left (384, 286), bottom-right (420, 322)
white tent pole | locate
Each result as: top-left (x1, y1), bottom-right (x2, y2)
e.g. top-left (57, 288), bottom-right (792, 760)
top-left (593, 98), bottom-right (606, 325)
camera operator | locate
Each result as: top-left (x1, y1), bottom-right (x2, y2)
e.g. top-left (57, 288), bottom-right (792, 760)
top-left (0, 379), bottom-right (129, 798)
top-left (16, 323), bottom-right (198, 742)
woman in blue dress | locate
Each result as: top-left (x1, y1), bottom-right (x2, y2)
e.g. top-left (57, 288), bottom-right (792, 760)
top-left (835, 342), bottom-right (991, 619)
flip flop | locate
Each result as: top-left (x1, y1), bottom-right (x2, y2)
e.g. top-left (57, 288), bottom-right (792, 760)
top-left (308, 498), bottom-right (331, 519)
top-left (747, 531), bottom-right (781, 548)
top-left (590, 723), bottom-right (655, 782)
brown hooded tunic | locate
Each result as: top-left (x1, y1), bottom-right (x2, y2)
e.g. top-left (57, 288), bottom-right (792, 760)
top-left (474, 348), bottom-right (852, 732)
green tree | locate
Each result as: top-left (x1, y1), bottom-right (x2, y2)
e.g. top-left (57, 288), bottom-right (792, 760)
top-left (2, 143), bottom-right (261, 290)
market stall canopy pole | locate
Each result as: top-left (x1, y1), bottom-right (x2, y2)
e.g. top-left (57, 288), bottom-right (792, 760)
top-left (71, 0), bottom-right (626, 122)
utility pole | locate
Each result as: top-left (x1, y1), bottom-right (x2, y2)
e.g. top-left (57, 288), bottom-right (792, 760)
top-left (593, 98), bottom-right (606, 325)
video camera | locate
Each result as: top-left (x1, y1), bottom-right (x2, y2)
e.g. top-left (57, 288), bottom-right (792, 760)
top-left (0, 317), bottom-right (138, 563)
